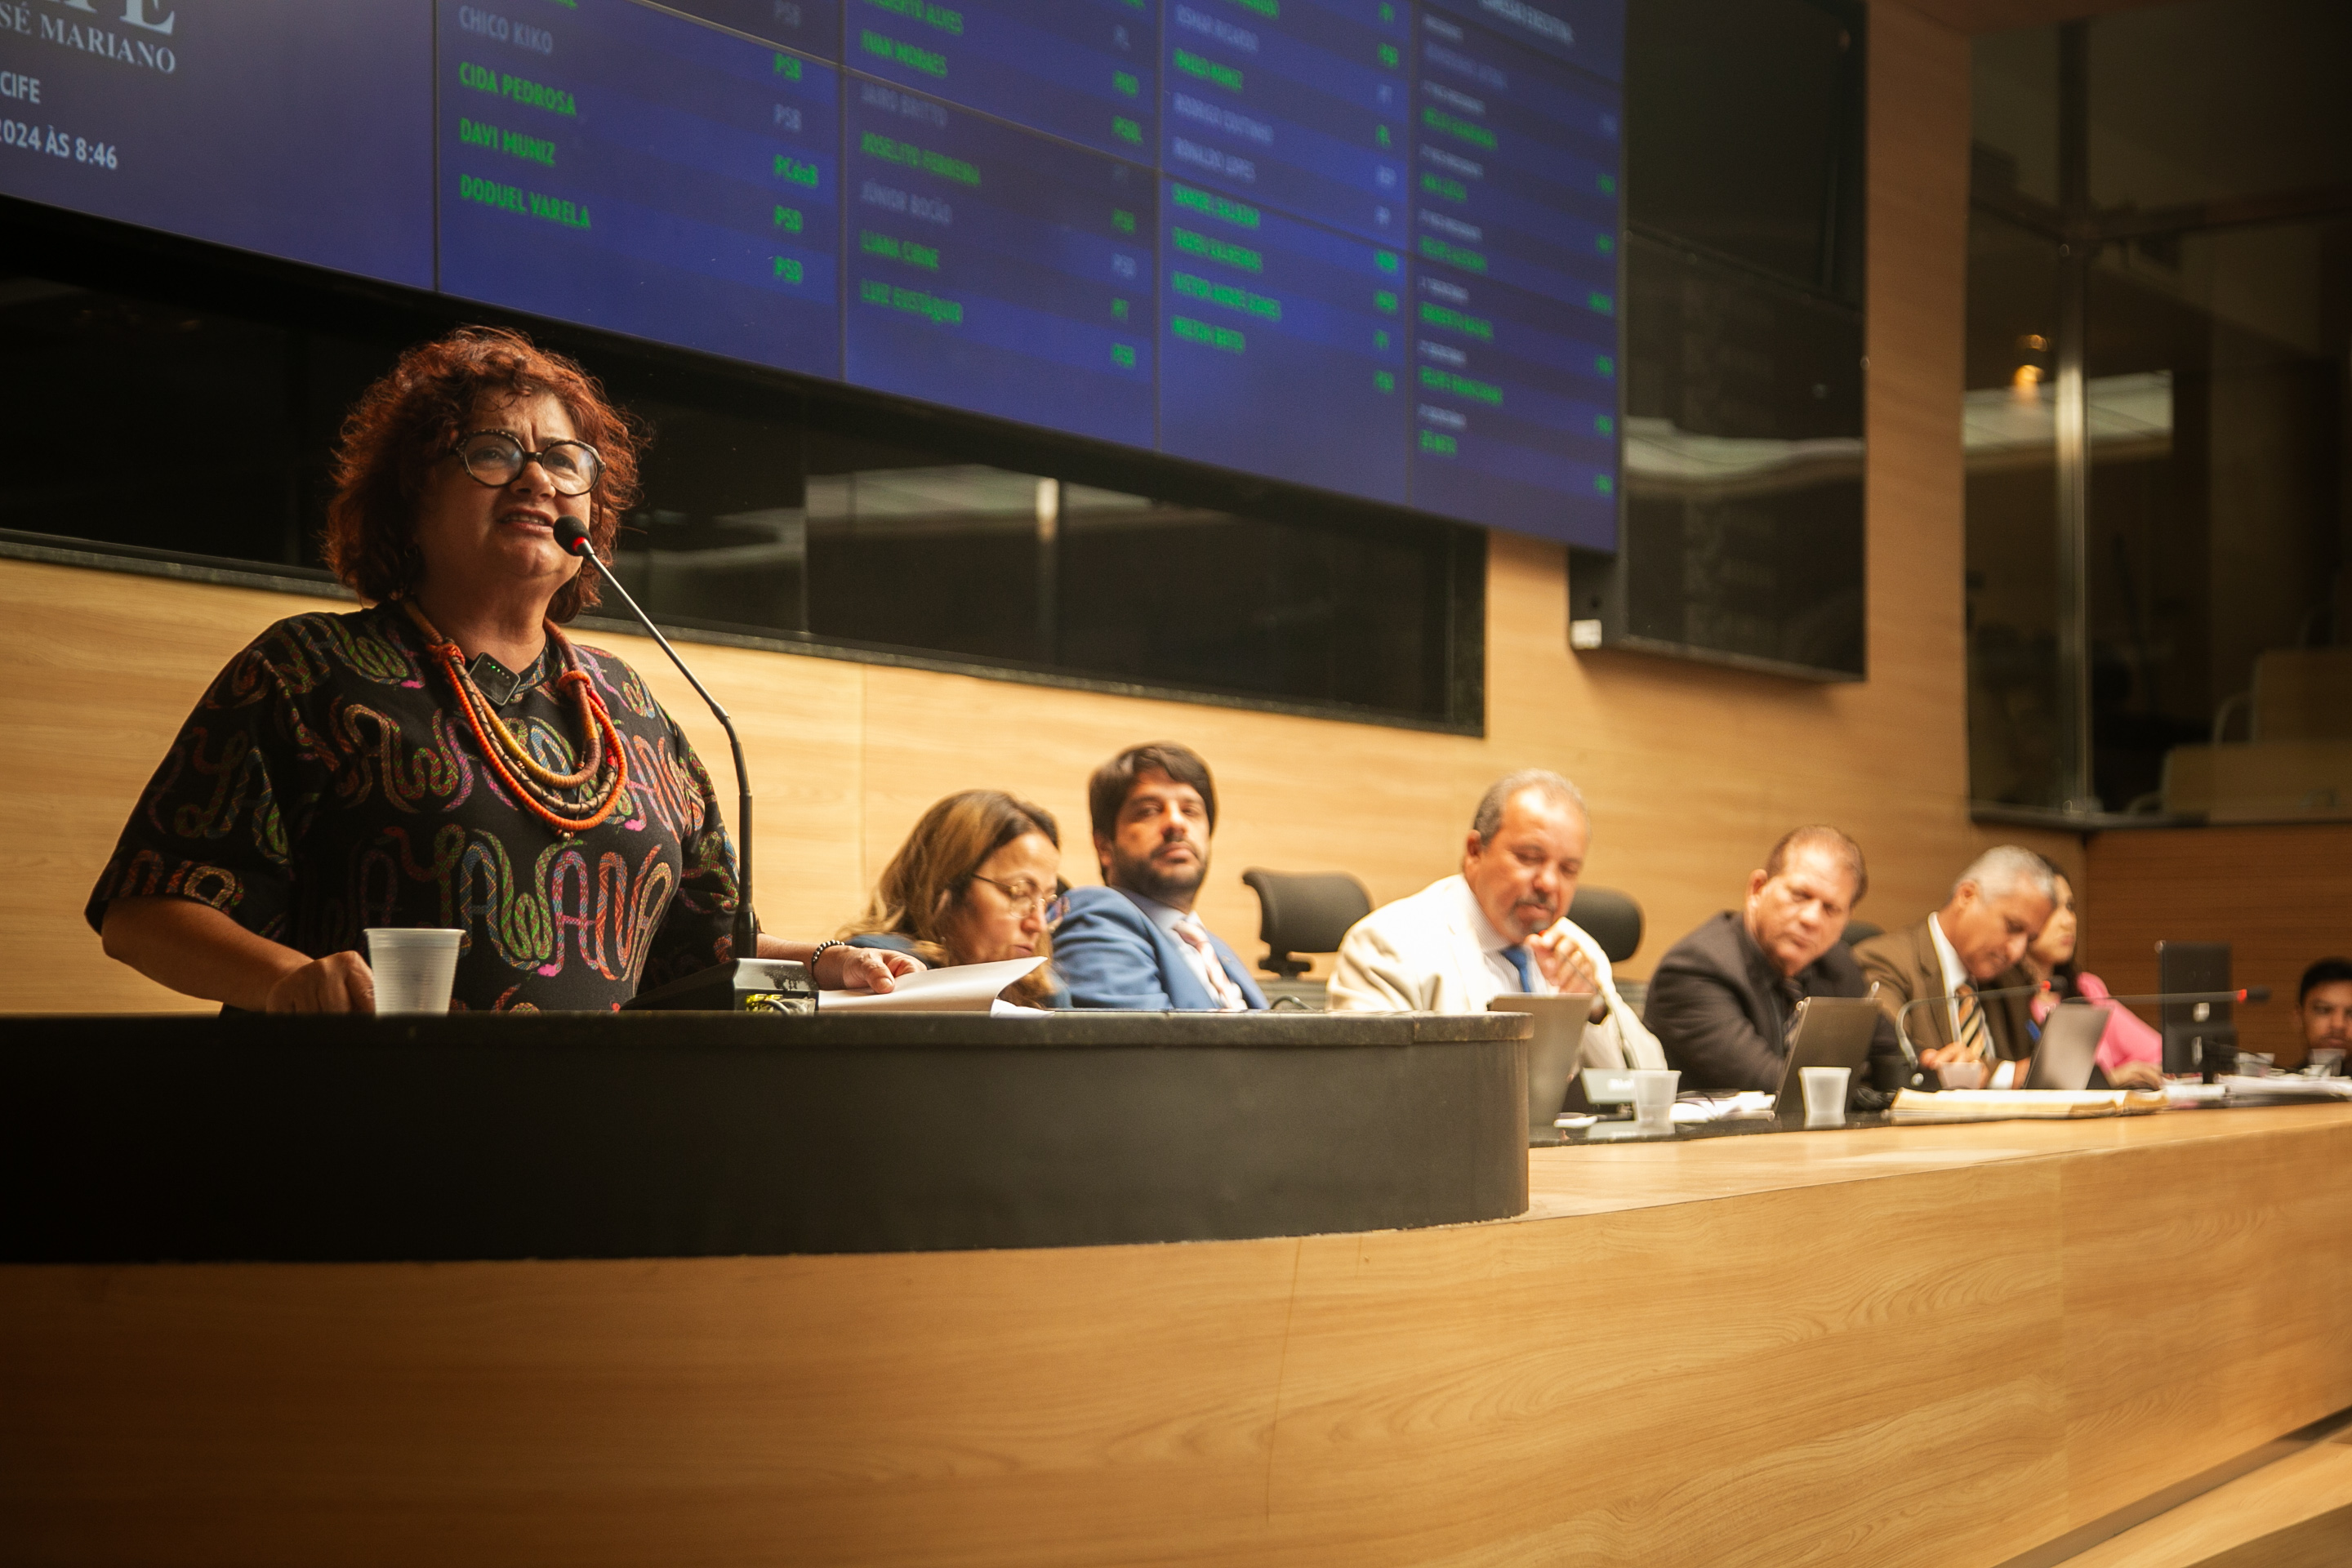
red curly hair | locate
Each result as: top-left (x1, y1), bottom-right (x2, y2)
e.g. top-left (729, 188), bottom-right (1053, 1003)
top-left (323, 326), bottom-right (643, 621)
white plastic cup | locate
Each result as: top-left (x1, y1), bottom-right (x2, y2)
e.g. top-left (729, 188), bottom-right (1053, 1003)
top-left (365, 928), bottom-right (464, 1015)
top-left (1937, 1058), bottom-right (1988, 1091)
top-left (1801, 1066), bottom-right (1851, 1127)
top-left (2310, 1049), bottom-right (2345, 1078)
top-left (1629, 1068), bottom-right (1680, 1132)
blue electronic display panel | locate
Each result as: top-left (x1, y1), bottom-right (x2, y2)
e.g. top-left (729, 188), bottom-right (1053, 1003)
top-left (660, 0), bottom-right (844, 56)
top-left (438, 0), bottom-right (843, 380)
top-left (1156, 180), bottom-right (1405, 505)
top-left (1406, 4), bottom-right (1620, 546)
top-left (1160, 0), bottom-right (1410, 247)
top-left (1421, 0), bottom-right (1622, 81)
top-left (1410, 267), bottom-right (1617, 544)
top-left (843, 80), bottom-right (1154, 448)
top-left (2, 0), bottom-right (1626, 549)
top-left (0, 0), bottom-right (433, 289)
top-left (845, 0), bottom-right (1155, 161)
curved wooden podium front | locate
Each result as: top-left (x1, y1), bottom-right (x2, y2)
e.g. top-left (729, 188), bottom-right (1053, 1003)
top-left (0, 1011), bottom-right (1531, 1258)
top-left (3, 1017), bottom-right (2350, 1567)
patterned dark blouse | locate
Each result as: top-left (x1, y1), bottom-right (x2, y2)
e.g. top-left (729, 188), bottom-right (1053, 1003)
top-left (85, 603), bottom-right (742, 1011)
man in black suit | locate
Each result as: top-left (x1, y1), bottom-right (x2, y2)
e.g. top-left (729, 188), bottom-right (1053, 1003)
top-left (1646, 826), bottom-right (1900, 1092)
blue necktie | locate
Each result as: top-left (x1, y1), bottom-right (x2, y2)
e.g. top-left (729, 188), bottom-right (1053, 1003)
top-left (1501, 944), bottom-right (1535, 993)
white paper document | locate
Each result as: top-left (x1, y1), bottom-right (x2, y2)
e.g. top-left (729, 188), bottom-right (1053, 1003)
top-left (2219, 1075), bottom-right (2352, 1105)
top-left (1673, 1093), bottom-right (1778, 1123)
top-left (816, 956), bottom-right (1045, 1013)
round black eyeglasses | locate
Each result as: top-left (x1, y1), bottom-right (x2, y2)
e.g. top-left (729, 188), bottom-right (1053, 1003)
top-left (452, 430), bottom-right (604, 497)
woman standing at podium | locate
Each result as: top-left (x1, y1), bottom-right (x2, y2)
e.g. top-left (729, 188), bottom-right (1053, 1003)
top-left (86, 327), bottom-right (913, 1012)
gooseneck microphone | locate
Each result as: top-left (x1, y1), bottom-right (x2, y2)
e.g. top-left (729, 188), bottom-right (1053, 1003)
top-left (555, 516), bottom-right (809, 1012)
top-left (1892, 982), bottom-right (2048, 1067)
top-left (1894, 983), bottom-right (2272, 1082)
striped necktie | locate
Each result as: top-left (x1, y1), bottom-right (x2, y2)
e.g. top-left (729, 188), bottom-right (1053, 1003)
top-left (1174, 916), bottom-right (1249, 1012)
top-left (1953, 981), bottom-right (1989, 1060)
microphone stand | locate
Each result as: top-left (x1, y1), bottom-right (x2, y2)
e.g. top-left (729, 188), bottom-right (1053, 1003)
top-left (556, 521), bottom-right (813, 1013)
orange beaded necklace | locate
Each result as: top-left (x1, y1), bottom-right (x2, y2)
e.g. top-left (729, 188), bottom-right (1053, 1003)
top-left (401, 598), bottom-right (631, 836)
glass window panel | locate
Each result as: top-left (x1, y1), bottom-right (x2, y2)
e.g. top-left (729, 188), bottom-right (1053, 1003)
top-left (1624, 0), bottom-right (1863, 301)
top-left (2084, 216), bottom-right (2351, 810)
top-left (1962, 210), bottom-right (2067, 808)
top-left (1971, 27), bottom-right (2060, 212)
top-left (614, 401), bottom-right (808, 637)
top-left (0, 271), bottom-right (1477, 728)
top-left (2088, 0), bottom-right (2352, 213)
top-left (0, 281), bottom-right (389, 574)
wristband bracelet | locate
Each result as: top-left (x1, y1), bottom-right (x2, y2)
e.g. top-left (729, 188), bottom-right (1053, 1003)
top-left (808, 939), bottom-right (846, 968)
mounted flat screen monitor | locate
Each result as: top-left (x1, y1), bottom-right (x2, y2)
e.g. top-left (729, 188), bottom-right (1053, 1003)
top-left (0, 0), bottom-right (1626, 550)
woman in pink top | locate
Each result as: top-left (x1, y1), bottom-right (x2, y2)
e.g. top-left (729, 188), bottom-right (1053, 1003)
top-left (2024, 863), bottom-right (2164, 1089)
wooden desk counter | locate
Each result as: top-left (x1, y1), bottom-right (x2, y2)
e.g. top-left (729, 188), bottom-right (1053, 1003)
top-left (7, 1106), bottom-right (2350, 1567)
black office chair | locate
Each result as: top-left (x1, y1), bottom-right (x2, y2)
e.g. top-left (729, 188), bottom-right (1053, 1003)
top-left (1241, 870), bottom-right (1373, 985)
top-left (1839, 919), bottom-right (1884, 947)
top-left (1566, 885), bottom-right (1642, 964)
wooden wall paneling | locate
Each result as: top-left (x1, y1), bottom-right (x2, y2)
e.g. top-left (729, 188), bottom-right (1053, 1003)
top-left (0, 562), bottom-right (332, 1014)
top-left (10, 1110), bottom-right (2352, 1566)
top-left (2083, 824), bottom-right (2352, 1067)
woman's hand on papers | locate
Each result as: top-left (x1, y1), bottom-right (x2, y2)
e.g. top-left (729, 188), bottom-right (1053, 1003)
top-left (816, 945), bottom-right (923, 993)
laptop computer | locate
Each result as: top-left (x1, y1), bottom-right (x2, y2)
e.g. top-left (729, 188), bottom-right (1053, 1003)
top-left (1488, 994), bottom-right (1593, 1143)
top-left (2024, 1001), bottom-right (2110, 1090)
top-left (1771, 995), bottom-right (1883, 1122)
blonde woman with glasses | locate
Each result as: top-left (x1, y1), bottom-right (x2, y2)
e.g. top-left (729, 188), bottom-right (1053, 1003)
top-left (843, 791), bottom-right (1068, 1008)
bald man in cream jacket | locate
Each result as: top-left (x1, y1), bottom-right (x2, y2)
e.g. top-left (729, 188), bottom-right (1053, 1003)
top-left (1328, 770), bottom-right (1664, 1071)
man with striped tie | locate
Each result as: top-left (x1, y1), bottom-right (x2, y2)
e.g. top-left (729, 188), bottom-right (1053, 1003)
top-left (1325, 770), bottom-right (1664, 1072)
top-left (1852, 846), bottom-right (2058, 1083)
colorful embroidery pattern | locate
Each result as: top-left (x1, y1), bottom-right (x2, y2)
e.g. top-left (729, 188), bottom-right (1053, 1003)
top-left (87, 604), bottom-right (740, 1011)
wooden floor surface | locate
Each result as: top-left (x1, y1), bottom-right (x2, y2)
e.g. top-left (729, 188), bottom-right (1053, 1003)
top-left (2059, 1432), bottom-right (2352, 1568)
top-left (5, 1107), bottom-right (2349, 1567)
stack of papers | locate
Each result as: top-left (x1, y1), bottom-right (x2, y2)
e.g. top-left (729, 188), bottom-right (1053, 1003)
top-left (817, 957), bottom-right (1044, 1013)
top-left (2218, 1075), bottom-right (2352, 1105)
top-left (1890, 1088), bottom-right (2167, 1123)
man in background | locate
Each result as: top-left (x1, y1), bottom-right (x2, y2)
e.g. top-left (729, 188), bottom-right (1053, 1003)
top-left (1852, 845), bottom-right (2056, 1080)
top-left (2298, 957), bottom-right (2352, 1063)
top-left (1327, 769), bottom-right (1664, 1070)
top-left (1646, 826), bottom-right (1900, 1092)
top-left (1051, 742), bottom-right (1267, 1011)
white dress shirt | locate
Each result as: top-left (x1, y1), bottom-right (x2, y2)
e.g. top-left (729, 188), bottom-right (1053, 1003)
top-left (1926, 910), bottom-right (1971, 1040)
top-left (1327, 875), bottom-right (1666, 1069)
top-left (1458, 877), bottom-right (1553, 1000)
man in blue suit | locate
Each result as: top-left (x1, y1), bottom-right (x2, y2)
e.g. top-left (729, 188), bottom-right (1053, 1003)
top-left (1051, 742), bottom-right (1268, 1011)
